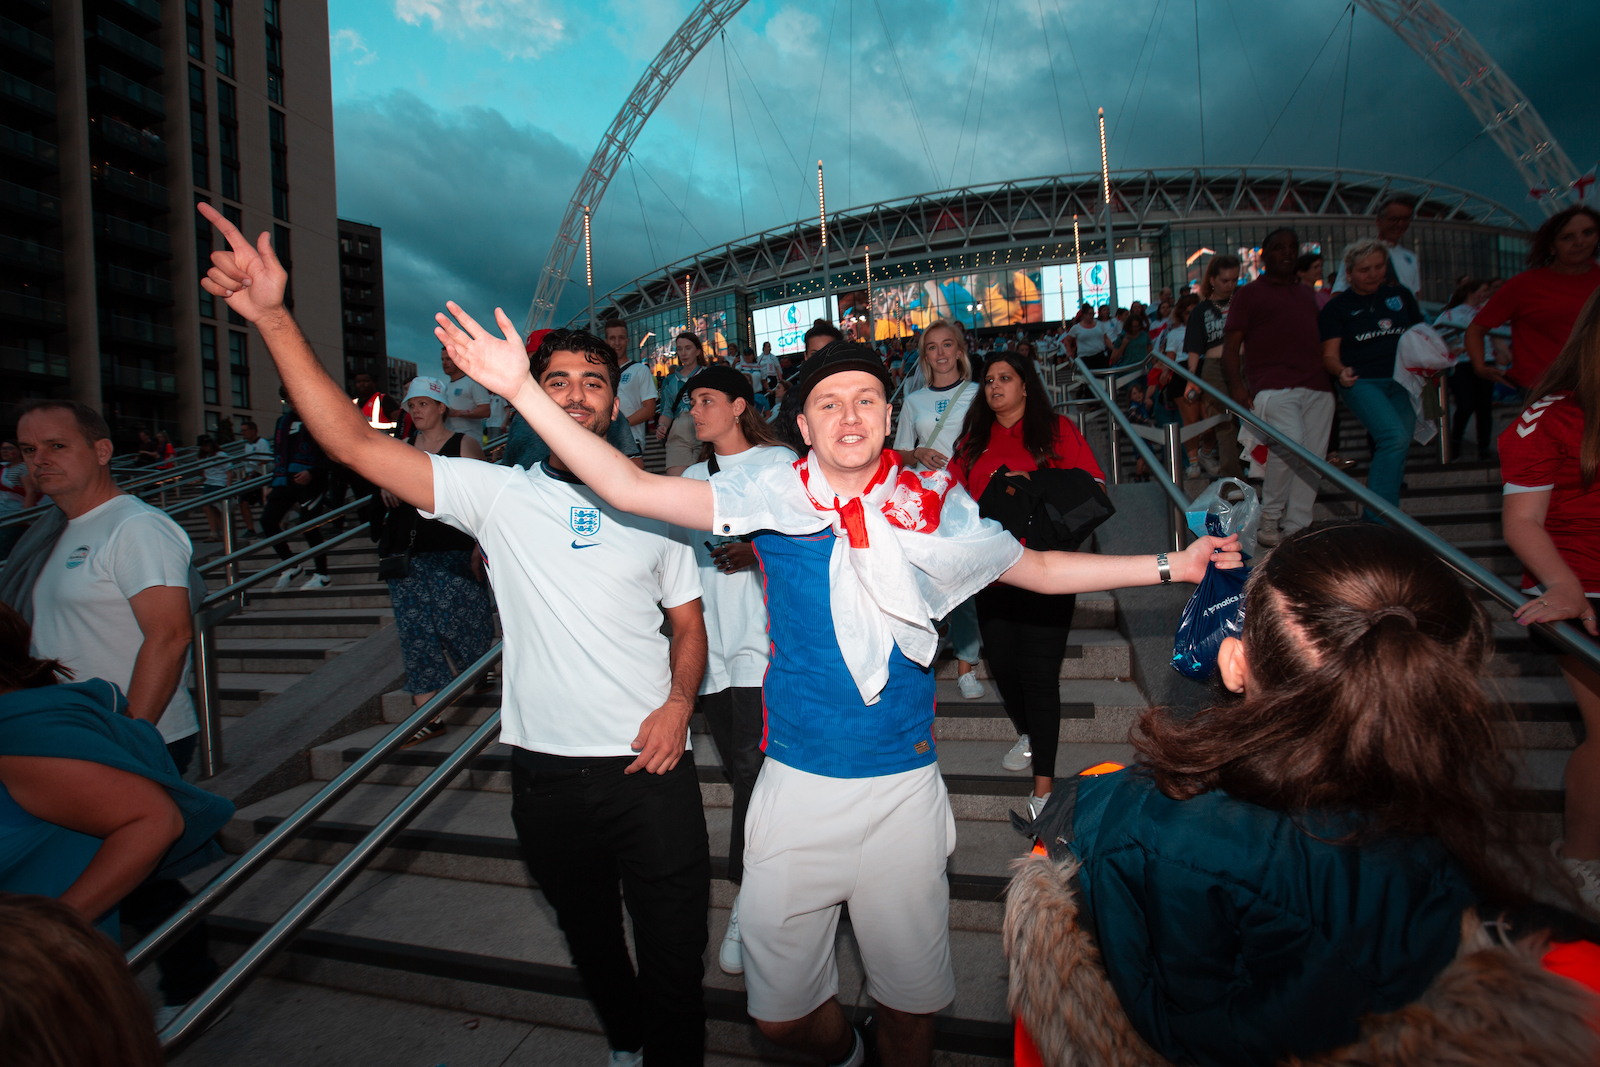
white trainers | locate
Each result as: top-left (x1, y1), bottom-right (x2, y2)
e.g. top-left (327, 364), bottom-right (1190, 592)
top-left (609, 1050), bottom-right (643, 1067)
top-left (1199, 448), bottom-right (1221, 475)
top-left (718, 895), bottom-right (743, 976)
top-left (1027, 792), bottom-right (1051, 820)
top-left (1001, 734), bottom-right (1032, 772)
top-left (1255, 516), bottom-right (1282, 548)
top-left (1553, 840), bottom-right (1600, 913)
top-left (299, 572), bottom-right (333, 589)
top-left (957, 671), bottom-right (986, 700)
top-left (273, 566), bottom-right (301, 590)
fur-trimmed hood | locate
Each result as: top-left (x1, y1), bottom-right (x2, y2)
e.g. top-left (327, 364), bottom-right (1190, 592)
top-left (1004, 852), bottom-right (1600, 1067)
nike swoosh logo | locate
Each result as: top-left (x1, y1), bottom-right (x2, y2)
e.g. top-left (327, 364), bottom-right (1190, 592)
top-left (571, 541), bottom-right (600, 549)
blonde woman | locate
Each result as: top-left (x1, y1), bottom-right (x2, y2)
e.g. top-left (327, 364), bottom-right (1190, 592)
top-left (893, 320), bottom-right (987, 699)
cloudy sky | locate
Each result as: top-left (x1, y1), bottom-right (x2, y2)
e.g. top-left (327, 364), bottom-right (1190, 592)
top-left (327, 0), bottom-right (1599, 380)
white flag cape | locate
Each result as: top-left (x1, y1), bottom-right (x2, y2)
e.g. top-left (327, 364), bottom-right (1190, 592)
top-left (710, 450), bottom-right (1023, 705)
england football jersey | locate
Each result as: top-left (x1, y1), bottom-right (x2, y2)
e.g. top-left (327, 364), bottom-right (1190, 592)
top-left (422, 454), bottom-right (703, 756)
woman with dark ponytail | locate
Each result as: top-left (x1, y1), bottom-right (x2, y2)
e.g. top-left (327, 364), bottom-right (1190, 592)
top-left (1005, 522), bottom-right (1598, 1067)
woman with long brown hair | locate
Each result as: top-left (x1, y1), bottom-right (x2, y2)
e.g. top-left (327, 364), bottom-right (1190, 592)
top-left (1182, 252), bottom-right (1243, 475)
top-left (1005, 522), bottom-right (1595, 1067)
top-left (1501, 286), bottom-right (1600, 908)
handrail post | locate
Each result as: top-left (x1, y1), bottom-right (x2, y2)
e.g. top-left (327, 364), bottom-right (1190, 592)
top-left (193, 615), bottom-right (224, 778)
top-left (1437, 374), bottom-right (1452, 465)
top-left (1164, 422), bottom-right (1186, 552)
top-left (219, 491), bottom-right (237, 589)
top-left (1107, 416), bottom-right (1121, 485)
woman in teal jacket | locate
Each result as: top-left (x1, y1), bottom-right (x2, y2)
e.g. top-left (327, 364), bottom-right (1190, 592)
top-left (1005, 522), bottom-right (1598, 1067)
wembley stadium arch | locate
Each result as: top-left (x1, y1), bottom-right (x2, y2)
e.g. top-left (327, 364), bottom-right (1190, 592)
top-left (579, 165), bottom-right (1531, 368)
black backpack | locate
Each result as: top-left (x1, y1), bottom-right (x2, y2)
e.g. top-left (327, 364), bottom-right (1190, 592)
top-left (975, 465), bottom-right (1115, 552)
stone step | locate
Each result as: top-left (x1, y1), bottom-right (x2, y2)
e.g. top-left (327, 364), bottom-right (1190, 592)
top-left (931, 628), bottom-right (1131, 680)
top-left (210, 671), bottom-right (304, 716)
top-left (213, 637), bottom-right (363, 674)
top-left (238, 584), bottom-right (396, 609)
top-left (216, 609), bottom-right (395, 640)
top-left (194, 857), bottom-right (1012, 1061)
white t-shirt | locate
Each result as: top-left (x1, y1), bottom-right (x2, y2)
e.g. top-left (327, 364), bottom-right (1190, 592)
top-left (757, 353), bottom-right (782, 382)
top-left (487, 395), bottom-right (508, 434)
top-left (616, 362), bottom-right (657, 450)
top-left (676, 444), bottom-right (794, 693)
top-left (893, 381), bottom-right (978, 460)
top-left (444, 375), bottom-right (492, 437)
top-left (1332, 242), bottom-right (1420, 295)
top-left (239, 437), bottom-right (272, 477)
top-left (202, 455), bottom-right (231, 488)
top-left (30, 495), bottom-right (197, 742)
top-left (422, 454), bottom-right (703, 756)
top-left (1069, 322), bottom-right (1113, 358)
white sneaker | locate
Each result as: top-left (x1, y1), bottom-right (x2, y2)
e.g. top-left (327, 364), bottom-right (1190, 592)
top-left (299, 572), bottom-right (333, 589)
top-left (1001, 734), bottom-right (1032, 772)
top-left (1255, 516), bottom-right (1282, 548)
top-left (1553, 840), bottom-right (1600, 913)
top-left (1199, 448), bottom-right (1221, 475)
top-left (957, 671), bottom-right (986, 700)
top-left (273, 566), bottom-right (301, 590)
top-left (1028, 792), bottom-right (1051, 820)
top-left (609, 1050), bottom-right (643, 1067)
top-left (719, 894), bottom-right (743, 975)
top-left (1183, 460), bottom-right (1201, 478)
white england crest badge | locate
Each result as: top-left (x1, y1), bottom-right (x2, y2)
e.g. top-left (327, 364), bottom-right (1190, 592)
top-left (570, 507), bottom-right (602, 537)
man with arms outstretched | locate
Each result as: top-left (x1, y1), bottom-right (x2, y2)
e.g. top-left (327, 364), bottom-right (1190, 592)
top-left (196, 204), bottom-right (711, 1067)
top-left (200, 203), bottom-right (1237, 1067)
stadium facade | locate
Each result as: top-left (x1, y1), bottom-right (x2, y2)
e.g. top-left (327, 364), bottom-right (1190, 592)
top-left (586, 166), bottom-right (1532, 371)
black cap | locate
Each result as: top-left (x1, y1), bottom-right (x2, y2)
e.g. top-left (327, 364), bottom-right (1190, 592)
top-left (683, 364), bottom-right (754, 404)
top-left (792, 341), bottom-right (892, 405)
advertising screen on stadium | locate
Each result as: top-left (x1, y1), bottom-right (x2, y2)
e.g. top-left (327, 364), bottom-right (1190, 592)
top-left (1039, 259), bottom-right (1152, 319)
top-left (752, 297), bottom-right (830, 354)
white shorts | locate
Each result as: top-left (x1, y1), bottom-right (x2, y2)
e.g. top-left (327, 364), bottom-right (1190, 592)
top-left (739, 759), bottom-right (957, 1022)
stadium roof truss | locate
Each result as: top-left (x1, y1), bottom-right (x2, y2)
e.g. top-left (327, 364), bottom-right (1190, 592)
top-left (584, 166), bottom-right (1525, 322)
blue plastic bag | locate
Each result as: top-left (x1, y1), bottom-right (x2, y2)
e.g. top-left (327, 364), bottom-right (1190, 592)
top-left (1171, 559), bottom-right (1252, 680)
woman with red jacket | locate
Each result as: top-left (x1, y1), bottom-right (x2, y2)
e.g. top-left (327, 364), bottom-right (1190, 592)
top-left (948, 352), bottom-right (1104, 817)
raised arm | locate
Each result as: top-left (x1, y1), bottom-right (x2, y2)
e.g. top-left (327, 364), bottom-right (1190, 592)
top-left (435, 303), bottom-right (714, 530)
top-left (196, 203), bottom-right (435, 512)
top-left (999, 534), bottom-right (1240, 595)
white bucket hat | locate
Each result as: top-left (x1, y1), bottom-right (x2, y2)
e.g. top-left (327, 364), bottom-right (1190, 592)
top-left (402, 376), bottom-right (448, 406)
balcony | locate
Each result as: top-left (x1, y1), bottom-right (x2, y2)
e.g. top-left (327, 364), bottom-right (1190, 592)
top-left (0, 124), bottom-right (57, 168)
top-left (94, 68), bottom-right (164, 120)
top-left (94, 212), bottom-right (171, 256)
top-left (99, 311), bottom-right (175, 349)
top-left (344, 331), bottom-right (378, 352)
top-left (92, 164), bottom-right (167, 209)
top-left (97, 262), bottom-right (172, 303)
top-left (91, 17), bottom-right (162, 72)
top-left (109, 0), bottom-right (161, 28)
top-left (106, 362), bottom-right (177, 395)
top-left (92, 115), bottom-right (166, 164)
top-left (0, 16), bottom-right (53, 64)
top-left (340, 264), bottom-right (375, 281)
top-left (0, 235), bottom-right (64, 276)
top-left (1, 72), bottom-right (55, 118)
top-left (0, 179), bottom-right (59, 220)
top-left (0, 347), bottom-right (68, 379)
top-left (0, 289), bottom-right (66, 326)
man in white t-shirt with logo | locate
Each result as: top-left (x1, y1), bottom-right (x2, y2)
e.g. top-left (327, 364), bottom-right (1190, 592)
top-left (757, 341), bottom-right (783, 387)
top-left (195, 202), bottom-right (711, 1066)
top-left (439, 347), bottom-right (492, 437)
top-left (1332, 194), bottom-right (1420, 295)
top-left (11, 398), bottom-right (222, 1018)
top-left (605, 319), bottom-right (657, 453)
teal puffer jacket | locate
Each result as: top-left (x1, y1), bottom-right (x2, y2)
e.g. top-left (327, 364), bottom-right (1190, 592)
top-left (1069, 768), bottom-right (1476, 1067)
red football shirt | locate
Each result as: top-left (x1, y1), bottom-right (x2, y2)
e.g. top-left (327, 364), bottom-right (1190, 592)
top-left (948, 415), bottom-right (1105, 503)
top-left (1499, 393), bottom-right (1600, 591)
top-left (1475, 265), bottom-right (1600, 389)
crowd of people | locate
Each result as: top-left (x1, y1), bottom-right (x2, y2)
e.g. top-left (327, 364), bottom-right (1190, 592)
top-left (3, 192), bottom-right (1600, 1067)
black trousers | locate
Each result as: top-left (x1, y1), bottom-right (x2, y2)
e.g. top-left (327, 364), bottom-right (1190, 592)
top-left (510, 749), bottom-right (710, 1065)
top-left (697, 687), bottom-right (765, 885)
top-left (977, 587), bottom-right (1076, 781)
top-left (118, 736), bottom-right (219, 1005)
top-left (1450, 363), bottom-right (1496, 451)
top-left (260, 478), bottom-right (329, 574)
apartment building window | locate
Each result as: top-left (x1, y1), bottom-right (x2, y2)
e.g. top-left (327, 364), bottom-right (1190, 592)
top-left (201, 325), bottom-right (219, 405)
top-left (265, 0), bottom-right (284, 104)
top-left (274, 223), bottom-right (293, 308)
top-left (217, 81), bottom-right (240, 202)
top-left (214, 1), bottom-right (235, 78)
top-left (196, 200), bottom-right (215, 317)
top-left (229, 331), bottom-right (250, 407)
top-left (269, 108), bottom-right (289, 221)
top-left (189, 67), bottom-right (208, 189)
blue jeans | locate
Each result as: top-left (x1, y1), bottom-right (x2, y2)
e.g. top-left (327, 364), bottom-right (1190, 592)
top-left (942, 595), bottom-right (982, 664)
top-left (1340, 377), bottom-right (1415, 518)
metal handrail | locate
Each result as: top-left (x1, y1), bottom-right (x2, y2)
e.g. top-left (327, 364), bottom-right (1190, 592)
top-left (196, 494), bottom-right (373, 581)
top-left (132, 644), bottom-right (503, 1051)
top-left (1151, 351), bottom-right (1600, 675)
top-left (0, 444), bottom-right (256, 530)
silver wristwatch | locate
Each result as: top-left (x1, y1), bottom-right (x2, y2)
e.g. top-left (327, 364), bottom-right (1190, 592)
top-left (1156, 552), bottom-right (1172, 584)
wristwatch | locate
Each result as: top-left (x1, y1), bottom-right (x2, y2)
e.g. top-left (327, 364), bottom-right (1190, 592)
top-left (1156, 552), bottom-right (1172, 584)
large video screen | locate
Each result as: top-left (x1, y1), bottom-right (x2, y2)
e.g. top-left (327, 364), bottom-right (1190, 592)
top-left (1039, 259), bottom-right (1152, 320)
top-left (752, 297), bottom-right (830, 355)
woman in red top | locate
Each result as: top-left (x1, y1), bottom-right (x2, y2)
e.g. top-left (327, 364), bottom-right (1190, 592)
top-left (1469, 204), bottom-right (1600, 390)
top-left (1500, 287), bottom-right (1600, 909)
top-left (949, 353), bottom-right (1104, 815)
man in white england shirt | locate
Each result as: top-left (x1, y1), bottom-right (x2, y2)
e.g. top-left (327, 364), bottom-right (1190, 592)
top-left (1332, 194), bottom-right (1420, 295)
top-left (605, 319), bottom-right (657, 453)
top-left (439, 347), bottom-right (492, 437)
top-left (196, 203), bottom-right (711, 1065)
